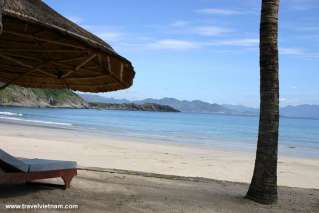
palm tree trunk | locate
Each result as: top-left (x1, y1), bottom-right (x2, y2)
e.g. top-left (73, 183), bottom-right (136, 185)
top-left (246, 0), bottom-right (280, 204)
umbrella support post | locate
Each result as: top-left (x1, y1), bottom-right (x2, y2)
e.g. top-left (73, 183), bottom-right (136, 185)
top-left (0, 0), bottom-right (3, 35)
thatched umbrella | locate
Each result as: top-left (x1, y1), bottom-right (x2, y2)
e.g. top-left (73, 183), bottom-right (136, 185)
top-left (0, 0), bottom-right (135, 92)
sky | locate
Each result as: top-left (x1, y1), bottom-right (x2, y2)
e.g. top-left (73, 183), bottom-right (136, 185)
top-left (44, 0), bottom-right (319, 107)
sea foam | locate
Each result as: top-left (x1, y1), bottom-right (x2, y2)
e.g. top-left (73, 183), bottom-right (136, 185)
top-left (0, 116), bottom-right (72, 126)
top-left (0, 111), bottom-right (23, 117)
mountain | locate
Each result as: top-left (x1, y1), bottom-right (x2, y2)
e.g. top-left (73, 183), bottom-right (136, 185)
top-left (135, 98), bottom-right (232, 114)
top-left (0, 85), bottom-right (88, 108)
top-left (223, 104), bottom-right (319, 119)
top-left (79, 94), bottom-right (319, 119)
top-left (78, 94), bottom-right (130, 104)
top-left (79, 95), bottom-right (236, 114)
top-left (222, 104), bottom-right (259, 115)
top-left (89, 102), bottom-right (179, 112)
top-left (281, 105), bottom-right (319, 119)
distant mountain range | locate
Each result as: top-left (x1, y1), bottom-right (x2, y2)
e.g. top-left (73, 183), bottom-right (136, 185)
top-left (80, 95), bottom-right (235, 114)
top-left (281, 105), bottom-right (319, 119)
top-left (136, 98), bottom-right (234, 114)
top-left (222, 104), bottom-right (319, 119)
top-left (79, 94), bottom-right (129, 104)
top-left (79, 94), bottom-right (319, 119)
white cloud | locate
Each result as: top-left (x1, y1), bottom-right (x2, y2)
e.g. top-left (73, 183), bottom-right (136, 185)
top-left (280, 48), bottom-right (319, 59)
top-left (207, 39), bottom-right (259, 47)
top-left (83, 25), bottom-right (124, 42)
top-left (171, 21), bottom-right (189, 27)
top-left (56, 15), bottom-right (264, 59)
top-left (285, 0), bottom-right (318, 10)
top-left (298, 26), bottom-right (319, 32)
top-left (66, 16), bottom-right (83, 24)
top-left (280, 48), bottom-right (305, 55)
top-left (196, 8), bottom-right (242, 15)
top-left (307, 53), bottom-right (319, 58)
top-left (147, 38), bottom-right (260, 51)
top-left (193, 26), bottom-right (232, 36)
top-left (97, 32), bottom-right (124, 42)
top-left (148, 39), bottom-right (200, 50)
top-left (168, 21), bottom-right (233, 37)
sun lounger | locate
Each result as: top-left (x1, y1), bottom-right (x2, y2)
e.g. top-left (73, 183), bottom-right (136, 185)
top-left (0, 149), bottom-right (77, 189)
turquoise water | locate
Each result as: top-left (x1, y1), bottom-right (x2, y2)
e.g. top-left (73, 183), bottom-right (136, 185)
top-left (0, 107), bottom-right (318, 158)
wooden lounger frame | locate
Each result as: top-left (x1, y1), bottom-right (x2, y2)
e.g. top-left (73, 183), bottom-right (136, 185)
top-left (0, 168), bottom-right (77, 189)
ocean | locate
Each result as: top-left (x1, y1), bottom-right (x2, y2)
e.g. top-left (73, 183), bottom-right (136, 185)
top-left (0, 106), bottom-right (318, 158)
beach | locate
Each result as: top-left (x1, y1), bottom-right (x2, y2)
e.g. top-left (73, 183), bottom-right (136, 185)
top-left (0, 0), bottom-right (318, 212)
top-left (0, 121), bottom-right (318, 189)
top-left (1, 120), bottom-right (319, 212)
top-left (1, 169), bottom-right (318, 213)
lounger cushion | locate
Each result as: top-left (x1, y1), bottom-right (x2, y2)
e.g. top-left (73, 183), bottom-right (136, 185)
top-left (0, 149), bottom-right (29, 172)
top-left (22, 159), bottom-right (77, 172)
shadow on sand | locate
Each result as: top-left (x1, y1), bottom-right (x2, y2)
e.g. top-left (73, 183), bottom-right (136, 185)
top-left (0, 182), bottom-right (64, 198)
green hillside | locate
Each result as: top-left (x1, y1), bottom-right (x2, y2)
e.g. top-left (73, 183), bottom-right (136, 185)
top-left (0, 85), bottom-right (88, 108)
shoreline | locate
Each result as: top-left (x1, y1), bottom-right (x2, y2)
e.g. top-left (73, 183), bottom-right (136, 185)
top-left (2, 104), bottom-right (319, 121)
top-left (0, 121), bottom-right (318, 189)
top-left (1, 116), bottom-right (318, 160)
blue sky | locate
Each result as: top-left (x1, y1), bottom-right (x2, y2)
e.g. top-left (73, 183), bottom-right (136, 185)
top-left (44, 0), bottom-right (319, 107)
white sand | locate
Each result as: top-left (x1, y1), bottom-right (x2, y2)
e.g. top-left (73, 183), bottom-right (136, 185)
top-left (0, 121), bottom-right (318, 189)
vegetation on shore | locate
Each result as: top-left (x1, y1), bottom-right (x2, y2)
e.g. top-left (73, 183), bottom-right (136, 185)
top-left (0, 86), bottom-right (179, 112)
top-left (89, 102), bottom-right (180, 112)
top-left (0, 85), bottom-right (88, 108)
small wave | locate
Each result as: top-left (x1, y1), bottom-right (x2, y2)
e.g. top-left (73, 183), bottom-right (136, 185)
top-left (0, 116), bottom-right (72, 126)
top-left (0, 111), bottom-right (23, 117)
